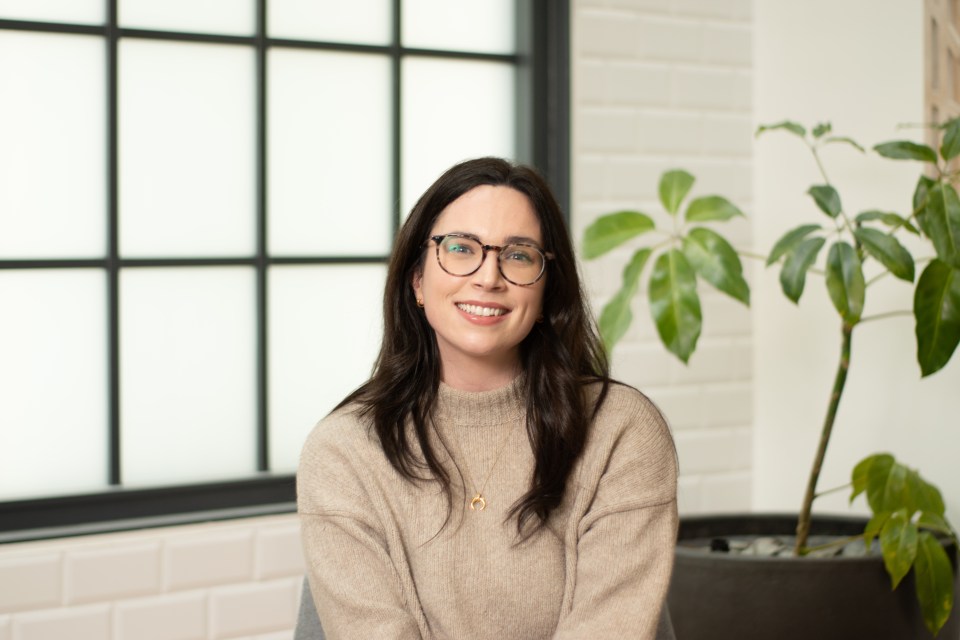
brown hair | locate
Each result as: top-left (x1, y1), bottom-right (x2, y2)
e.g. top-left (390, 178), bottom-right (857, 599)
top-left (337, 157), bottom-right (610, 533)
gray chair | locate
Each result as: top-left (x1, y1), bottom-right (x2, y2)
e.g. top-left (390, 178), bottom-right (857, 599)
top-left (294, 576), bottom-right (676, 639)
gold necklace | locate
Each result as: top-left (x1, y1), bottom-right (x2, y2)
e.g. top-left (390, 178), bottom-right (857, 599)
top-left (457, 422), bottom-right (518, 512)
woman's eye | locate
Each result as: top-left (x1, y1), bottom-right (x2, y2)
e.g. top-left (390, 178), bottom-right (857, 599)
top-left (446, 242), bottom-right (473, 254)
top-left (505, 250), bottom-right (534, 263)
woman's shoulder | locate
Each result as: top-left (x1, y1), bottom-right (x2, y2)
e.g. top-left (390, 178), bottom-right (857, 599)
top-left (577, 379), bottom-right (678, 504)
top-left (586, 379), bottom-right (666, 427)
top-left (301, 402), bottom-right (377, 465)
top-left (583, 379), bottom-right (675, 459)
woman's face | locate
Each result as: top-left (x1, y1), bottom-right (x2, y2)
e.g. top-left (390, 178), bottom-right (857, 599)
top-left (412, 185), bottom-right (546, 381)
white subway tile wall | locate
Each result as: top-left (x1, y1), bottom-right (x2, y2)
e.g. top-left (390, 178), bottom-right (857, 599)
top-left (0, 3), bottom-right (756, 638)
top-left (572, 0), bottom-right (754, 514)
top-left (0, 515), bottom-right (303, 640)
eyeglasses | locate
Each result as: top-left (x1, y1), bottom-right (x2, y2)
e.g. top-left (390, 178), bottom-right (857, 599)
top-left (429, 233), bottom-right (553, 286)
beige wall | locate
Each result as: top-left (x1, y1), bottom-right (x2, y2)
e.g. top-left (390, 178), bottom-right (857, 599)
top-left (752, 0), bottom-right (960, 523)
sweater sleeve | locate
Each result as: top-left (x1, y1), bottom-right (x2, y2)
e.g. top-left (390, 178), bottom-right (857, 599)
top-left (552, 393), bottom-right (679, 640)
top-left (298, 415), bottom-right (425, 640)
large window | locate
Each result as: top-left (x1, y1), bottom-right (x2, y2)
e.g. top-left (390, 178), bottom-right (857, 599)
top-left (0, 0), bottom-right (569, 540)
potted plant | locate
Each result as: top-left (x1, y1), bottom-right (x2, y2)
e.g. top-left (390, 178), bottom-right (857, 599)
top-left (581, 119), bottom-right (960, 638)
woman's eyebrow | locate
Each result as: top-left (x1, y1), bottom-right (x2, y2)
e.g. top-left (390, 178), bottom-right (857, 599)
top-left (440, 231), bottom-right (543, 247)
top-left (504, 235), bottom-right (543, 246)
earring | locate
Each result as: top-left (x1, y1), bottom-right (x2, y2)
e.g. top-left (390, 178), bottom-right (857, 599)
top-left (417, 298), bottom-right (424, 308)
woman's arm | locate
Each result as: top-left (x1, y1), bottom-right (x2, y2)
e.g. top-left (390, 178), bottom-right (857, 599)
top-left (298, 414), bottom-right (426, 640)
top-left (553, 391), bottom-right (679, 640)
top-left (300, 510), bottom-right (425, 640)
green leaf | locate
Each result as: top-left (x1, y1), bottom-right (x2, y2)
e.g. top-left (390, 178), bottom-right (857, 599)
top-left (915, 175), bottom-right (936, 213)
top-left (853, 227), bottom-right (915, 282)
top-left (851, 453), bottom-right (894, 504)
top-left (648, 249), bottom-right (702, 364)
top-left (812, 122), bottom-right (832, 138)
top-left (755, 121), bottom-right (806, 138)
top-left (863, 511), bottom-right (891, 552)
top-left (915, 531), bottom-right (955, 636)
top-left (825, 241), bottom-right (865, 322)
top-left (598, 248), bottom-right (652, 352)
top-left (864, 455), bottom-right (907, 513)
top-left (582, 210), bottom-right (656, 259)
top-left (874, 140), bottom-right (939, 163)
top-left (914, 175), bottom-right (936, 238)
top-left (905, 469), bottom-right (947, 517)
top-left (917, 512), bottom-right (953, 536)
top-left (767, 224), bottom-right (822, 266)
top-left (915, 259), bottom-right (960, 377)
top-left (659, 170), bottom-right (695, 215)
top-left (682, 227), bottom-right (750, 305)
top-left (685, 195), bottom-right (744, 223)
top-left (779, 237), bottom-right (826, 303)
top-left (808, 185), bottom-right (842, 218)
top-left (924, 182), bottom-right (960, 268)
top-left (879, 509), bottom-right (918, 589)
top-left (855, 210), bottom-right (919, 235)
top-left (941, 117), bottom-right (960, 162)
top-left (824, 136), bottom-right (866, 153)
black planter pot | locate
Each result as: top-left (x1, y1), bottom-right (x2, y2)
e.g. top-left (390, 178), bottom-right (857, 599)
top-left (668, 514), bottom-right (960, 640)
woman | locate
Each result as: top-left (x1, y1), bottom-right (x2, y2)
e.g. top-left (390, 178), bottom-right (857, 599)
top-left (298, 157), bottom-right (677, 639)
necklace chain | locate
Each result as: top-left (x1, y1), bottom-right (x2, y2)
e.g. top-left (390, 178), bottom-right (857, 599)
top-left (455, 422), bottom-right (517, 512)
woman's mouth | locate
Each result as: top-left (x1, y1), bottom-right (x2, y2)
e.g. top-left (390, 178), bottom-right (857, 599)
top-left (456, 303), bottom-right (507, 317)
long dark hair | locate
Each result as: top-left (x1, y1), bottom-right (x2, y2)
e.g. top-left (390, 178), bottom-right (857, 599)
top-left (338, 157), bottom-right (610, 533)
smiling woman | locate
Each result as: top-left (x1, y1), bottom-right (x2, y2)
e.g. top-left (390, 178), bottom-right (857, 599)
top-left (297, 157), bottom-right (679, 640)
top-left (413, 184), bottom-right (547, 390)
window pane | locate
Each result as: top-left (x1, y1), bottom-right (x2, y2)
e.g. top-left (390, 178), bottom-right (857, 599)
top-left (402, 0), bottom-right (515, 54)
top-left (0, 32), bottom-right (105, 259)
top-left (0, 0), bottom-right (103, 24)
top-left (401, 58), bottom-right (515, 216)
top-left (268, 50), bottom-right (392, 256)
top-left (0, 270), bottom-right (107, 500)
top-left (120, 267), bottom-right (257, 486)
top-left (119, 40), bottom-right (256, 257)
top-left (119, 0), bottom-right (254, 36)
top-left (267, 265), bottom-right (385, 472)
top-left (268, 0), bottom-right (391, 45)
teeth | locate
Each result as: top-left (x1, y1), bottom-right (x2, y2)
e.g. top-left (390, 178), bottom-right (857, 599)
top-left (457, 303), bottom-right (506, 317)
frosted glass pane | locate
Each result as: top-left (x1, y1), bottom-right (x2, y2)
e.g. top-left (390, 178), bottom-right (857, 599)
top-left (119, 40), bottom-right (255, 257)
top-left (268, 0), bottom-right (390, 44)
top-left (119, 0), bottom-right (254, 36)
top-left (0, 32), bottom-right (105, 258)
top-left (268, 50), bottom-right (392, 256)
top-left (0, 270), bottom-right (107, 500)
top-left (0, 0), bottom-right (103, 24)
top-left (120, 267), bottom-right (256, 486)
top-left (403, 0), bottom-right (515, 54)
top-left (268, 265), bottom-right (385, 472)
top-left (401, 58), bottom-right (515, 216)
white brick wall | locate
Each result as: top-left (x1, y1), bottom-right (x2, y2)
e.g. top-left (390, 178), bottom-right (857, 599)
top-left (0, 515), bottom-right (303, 640)
top-left (572, 0), bottom-right (754, 514)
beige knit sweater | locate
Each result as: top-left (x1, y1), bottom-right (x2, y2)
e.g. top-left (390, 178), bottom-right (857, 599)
top-left (298, 378), bottom-right (678, 640)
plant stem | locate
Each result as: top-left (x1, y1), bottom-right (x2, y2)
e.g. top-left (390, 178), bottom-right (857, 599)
top-left (814, 482), bottom-right (852, 498)
top-left (860, 310), bottom-right (912, 324)
top-left (795, 321), bottom-right (854, 554)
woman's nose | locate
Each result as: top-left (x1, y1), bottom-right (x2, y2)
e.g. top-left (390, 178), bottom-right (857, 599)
top-left (471, 248), bottom-right (505, 288)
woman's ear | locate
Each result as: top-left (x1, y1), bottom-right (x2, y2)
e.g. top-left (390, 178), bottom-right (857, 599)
top-left (411, 270), bottom-right (422, 302)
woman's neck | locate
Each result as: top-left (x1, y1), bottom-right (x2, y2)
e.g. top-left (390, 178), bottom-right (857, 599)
top-left (439, 354), bottom-right (521, 392)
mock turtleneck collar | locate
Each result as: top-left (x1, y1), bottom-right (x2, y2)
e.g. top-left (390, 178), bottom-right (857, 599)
top-left (434, 375), bottom-right (526, 427)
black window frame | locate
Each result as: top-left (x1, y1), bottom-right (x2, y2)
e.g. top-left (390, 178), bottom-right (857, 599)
top-left (0, 0), bottom-right (570, 543)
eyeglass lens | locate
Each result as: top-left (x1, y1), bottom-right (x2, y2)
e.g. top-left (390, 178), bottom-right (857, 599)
top-left (437, 235), bottom-right (545, 285)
